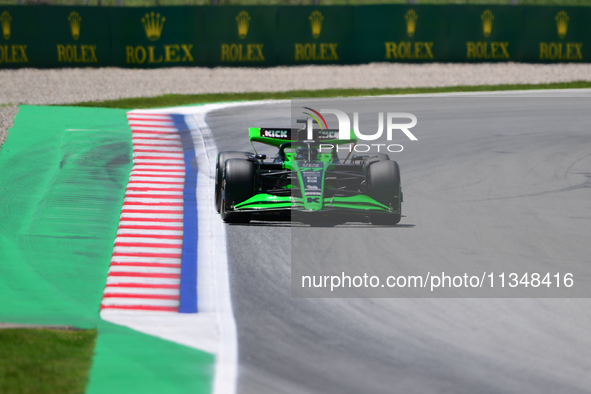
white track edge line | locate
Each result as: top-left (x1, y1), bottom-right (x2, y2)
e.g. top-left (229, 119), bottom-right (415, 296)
top-left (185, 108), bottom-right (238, 394)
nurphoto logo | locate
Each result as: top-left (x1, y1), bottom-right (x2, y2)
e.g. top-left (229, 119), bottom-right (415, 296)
top-left (302, 107), bottom-right (418, 153)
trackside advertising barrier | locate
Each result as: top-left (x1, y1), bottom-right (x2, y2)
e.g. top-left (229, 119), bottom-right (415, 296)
top-left (1, 5), bottom-right (590, 68)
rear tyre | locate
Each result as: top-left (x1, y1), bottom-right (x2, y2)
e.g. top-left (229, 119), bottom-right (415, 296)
top-left (221, 158), bottom-right (256, 223)
top-left (367, 160), bottom-right (401, 225)
top-left (215, 151), bottom-right (253, 213)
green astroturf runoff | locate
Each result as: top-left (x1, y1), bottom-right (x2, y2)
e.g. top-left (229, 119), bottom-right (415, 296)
top-left (0, 106), bottom-right (214, 394)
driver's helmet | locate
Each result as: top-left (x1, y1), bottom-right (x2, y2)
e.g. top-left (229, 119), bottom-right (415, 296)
top-left (295, 147), bottom-right (319, 160)
top-left (295, 147), bottom-right (308, 160)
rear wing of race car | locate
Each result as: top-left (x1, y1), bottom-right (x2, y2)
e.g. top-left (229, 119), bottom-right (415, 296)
top-left (248, 127), bottom-right (357, 148)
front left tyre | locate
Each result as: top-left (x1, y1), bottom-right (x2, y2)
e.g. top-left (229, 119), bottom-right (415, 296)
top-left (220, 158), bottom-right (256, 223)
top-left (215, 151), bottom-right (253, 213)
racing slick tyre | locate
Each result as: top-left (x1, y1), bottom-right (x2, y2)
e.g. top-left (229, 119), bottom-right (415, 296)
top-left (367, 160), bottom-right (401, 225)
top-left (215, 151), bottom-right (253, 213)
top-left (221, 158), bottom-right (256, 223)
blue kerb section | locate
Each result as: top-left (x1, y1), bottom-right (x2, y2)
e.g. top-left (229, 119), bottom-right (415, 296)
top-left (172, 114), bottom-right (198, 313)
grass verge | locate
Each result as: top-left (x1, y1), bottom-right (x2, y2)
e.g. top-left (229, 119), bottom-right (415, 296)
top-left (0, 328), bottom-right (97, 394)
top-left (72, 80), bottom-right (591, 109)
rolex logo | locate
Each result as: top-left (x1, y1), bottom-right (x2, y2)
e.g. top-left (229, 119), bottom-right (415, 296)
top-left (555, 11), bottom-right (569, 39)
top-left (309, 10), bottom-right (323, 39)
top-left (481, 9), bottom-right (494, 38)
top-left (405, 9), bottom-right (418, 38)
top-left (236, 11), bottom-right (250, 39)
top-left (68, 11), bottom-right (81, 40)
top-left (1, 11), bottom-right (11, 40)
top-left (142, 12), bottom-right (165, 41)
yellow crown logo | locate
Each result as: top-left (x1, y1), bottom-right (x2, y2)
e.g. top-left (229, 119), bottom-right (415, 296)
top-left (141, 12), bottom-right (165, 41)
top-left (1, 11), bottom-right (11, 40)
top-left (68, 11), bottom-right (81, 40)
top-left (481, 9), bottom-right (494, 38)
top-left (236, 11), bottom-right (250, 39)
top-left (555, 11), bottom-right (569, 39)
top-left (405, 9), bottom-right (418, 38)
top-left (309, 10), bottom-right (324, 39)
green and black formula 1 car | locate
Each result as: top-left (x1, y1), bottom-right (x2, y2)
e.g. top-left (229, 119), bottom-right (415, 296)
top-left (214, 125), bottom-right (402, 225)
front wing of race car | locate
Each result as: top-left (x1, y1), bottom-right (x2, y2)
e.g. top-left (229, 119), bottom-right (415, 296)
top-left (233, 194), bottom-right (397, 214)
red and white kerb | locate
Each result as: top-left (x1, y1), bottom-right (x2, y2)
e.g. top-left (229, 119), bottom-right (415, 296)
top-left (101, 112), bottom-right (184, 312)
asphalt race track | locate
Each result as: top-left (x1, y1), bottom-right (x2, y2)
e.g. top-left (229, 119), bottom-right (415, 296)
top-left (205, 91), bottom-right (591, 394)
